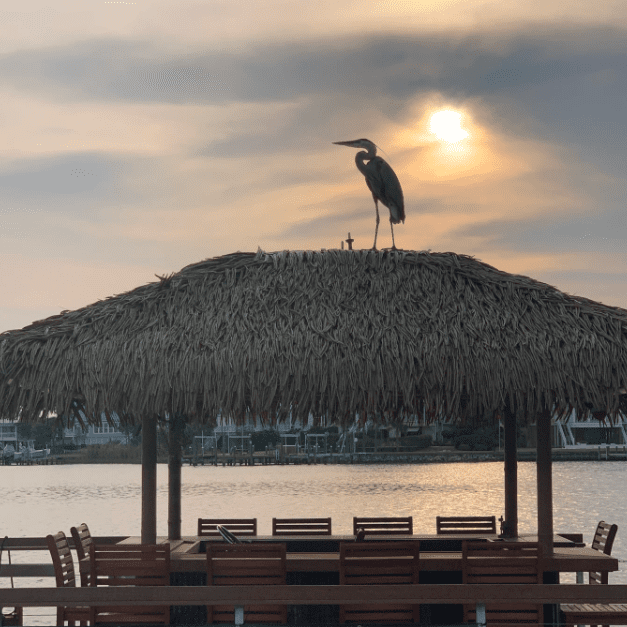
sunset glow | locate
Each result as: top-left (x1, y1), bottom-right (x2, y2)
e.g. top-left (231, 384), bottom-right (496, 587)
top-left (429, 110), bottom-right (469, 143)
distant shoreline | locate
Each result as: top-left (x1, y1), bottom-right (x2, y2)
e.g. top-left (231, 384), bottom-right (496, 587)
top-left (5, 444), bottom-right (626, 465)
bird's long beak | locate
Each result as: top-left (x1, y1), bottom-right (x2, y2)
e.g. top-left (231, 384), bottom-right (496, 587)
top-left (333, 140), bottom-right (360, 147)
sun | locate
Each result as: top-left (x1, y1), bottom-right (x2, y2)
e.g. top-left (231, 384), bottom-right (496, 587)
top-left (429, 110), bottom-right (469, 143)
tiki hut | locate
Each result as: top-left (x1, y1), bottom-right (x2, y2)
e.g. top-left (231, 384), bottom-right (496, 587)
top-left (2, 249), bottom-right (627, 547)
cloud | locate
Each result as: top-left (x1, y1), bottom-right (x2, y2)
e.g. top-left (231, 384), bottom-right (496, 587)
top-left (0, 151), bottom-right (132, 208)
top-left (453, 201), bottom-right (627, 254)
top-left (2, 24), bottom-right (625, 113)
top-left (0, 24), bottom-right (624, 180)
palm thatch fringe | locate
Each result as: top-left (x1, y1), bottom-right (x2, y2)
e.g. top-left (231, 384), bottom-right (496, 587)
top-left (1, 248), bottom-right (627, 426)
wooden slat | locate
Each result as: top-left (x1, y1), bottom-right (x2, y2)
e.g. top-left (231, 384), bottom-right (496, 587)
top-left (437, 516), bottom-right (498, 535)
top-left (272, 517), bottom-right (332, 536)
top-left (352, 516), bottom-right (413, 535)
top-left (197, 518), bottom-right (257, 536)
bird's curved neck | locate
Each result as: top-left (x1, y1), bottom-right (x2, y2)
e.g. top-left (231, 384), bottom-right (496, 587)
top-left (355, 147), bottom-right (376, 176)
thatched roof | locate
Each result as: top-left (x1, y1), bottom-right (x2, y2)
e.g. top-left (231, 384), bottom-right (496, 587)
top-left (2, 248), bottom-right (627, 426)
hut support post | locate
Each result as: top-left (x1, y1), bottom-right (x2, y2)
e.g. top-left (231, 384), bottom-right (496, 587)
top-left (168, 415), bottom-right (184, 541)
top-left (536, 407), bottom-right (554, 556)
top-left (502, 406), bottom-right (518, 537)
top-left (141, 414), bottom-right (157, 545)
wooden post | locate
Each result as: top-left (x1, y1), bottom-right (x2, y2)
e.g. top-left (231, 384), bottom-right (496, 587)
top-left (168, 415), bottom-right (184, 541)
top-left (503, 405), bottom-right (518, 537)
top-left (537, 407), bottom-right (554, 556)
top-left (141, 414), bottom-right (157, 545)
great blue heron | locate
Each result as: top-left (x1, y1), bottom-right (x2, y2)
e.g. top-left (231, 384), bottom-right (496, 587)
top-left (334, 138), bottom-right (405, 250)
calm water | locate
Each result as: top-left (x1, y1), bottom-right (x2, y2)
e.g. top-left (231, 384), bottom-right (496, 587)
top-left (2, 461), bottom-right (626, 624)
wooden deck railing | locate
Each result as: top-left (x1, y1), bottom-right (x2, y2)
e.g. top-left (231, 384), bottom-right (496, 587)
top-left (1, 536), bottom-right (124, 550)
top-left (0, 536), bottom-right (126, 578)
top-left (2, 583), bottom-right (627, 606)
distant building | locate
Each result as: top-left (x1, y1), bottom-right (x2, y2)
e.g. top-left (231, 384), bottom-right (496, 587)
top-left (0, 420), bottom-right (19, 447)
top-left (63, 412), bottom-right (127, 446)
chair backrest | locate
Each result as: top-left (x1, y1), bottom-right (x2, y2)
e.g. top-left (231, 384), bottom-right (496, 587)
top-left (436, 515), bottom-right (497, 535)
top-left (339, 541), bottom-right (420, 623)
top-left (462, 541), bottom-right (543, 625)
top-left (89, 543), bottom-right (171, 625)
top-left (207, 543), bottom-right (287, 624)
top-left (46, 532), bottom-right (78, 589)
top-left (352, 516), bottom-right (413, 536)
top-left (70, 523), bottom-right (93, 561)
top-left (592, 521), bottom-right (618, 555)
top-left (47, 532), bottom-right (91, 626)
top-left (198, 518), bottom-right (257, 537)
top-left (590, 521), bottom-right (618, 584)
top-left (272, 517), bottom-right (332, 536)
top-left (70, 523), bottom-right (93, 586)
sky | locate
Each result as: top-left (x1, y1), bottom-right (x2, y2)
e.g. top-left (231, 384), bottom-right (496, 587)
top-left (1, 0), bottom-right (627, 332)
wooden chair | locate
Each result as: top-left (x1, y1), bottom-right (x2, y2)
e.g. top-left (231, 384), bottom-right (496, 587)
top-left (70, 523), bottom-right (93, 586)
top-left (462, 541), bottom-right (543, 626)
top-left (352, 516), bottom-right (413, 536)
top-left (89, 543), bottom-right (171, 625)
top-left (436, 515), bottom-right (497, 535)
top-left (272, 517), bottom-right (332, 536)
top-left (339, 541), bottom-right (420, 623)
top-left (590, 521), bottom-right (619, 584)
top-left (197, 518), bottom-right (257, 537)
top-left (206, 543), bottom-right (287, 624)
top-left (46, 532), bottom-right (90, 626)
top-left (562, 521), bottom-right (619, 627)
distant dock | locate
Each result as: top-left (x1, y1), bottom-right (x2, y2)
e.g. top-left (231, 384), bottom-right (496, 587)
top-left (181, 445), bottom-right (627, 466)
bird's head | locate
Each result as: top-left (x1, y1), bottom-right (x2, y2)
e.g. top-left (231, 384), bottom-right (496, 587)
top-left (333, 138), bottom-right (377, 154)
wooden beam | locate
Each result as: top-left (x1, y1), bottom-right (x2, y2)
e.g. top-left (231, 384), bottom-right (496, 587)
top-left (537, 407), bottom-right (554, 556)
top-left (0, 536), bottom-right (125, 550)
top-left (168, 415), bottom-right (184, 541)
top-left (3, 584), bottom-right (627, 607)
top-left (502, 405), bottom-right (518, 537)
top-left (141, 414), bottom-right (157, 545)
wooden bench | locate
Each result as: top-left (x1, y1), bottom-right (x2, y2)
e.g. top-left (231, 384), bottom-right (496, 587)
top-left (436, 516), bottom-right (497, 535)
top-left (561, 603), bottom-right (627, 625)
top-left (272, 517), bottom-right (332, 536)
top-left (352, 516), bottom-right (413, 535)
top-left (197, 518), bottom-right (257, 537)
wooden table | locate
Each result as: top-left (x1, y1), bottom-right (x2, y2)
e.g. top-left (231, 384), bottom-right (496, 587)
top-left (117, 534), bottom-right (618, 576)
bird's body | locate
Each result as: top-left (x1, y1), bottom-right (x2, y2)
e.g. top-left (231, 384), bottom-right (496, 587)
top-left (334, 138), bottom-right (405, 250)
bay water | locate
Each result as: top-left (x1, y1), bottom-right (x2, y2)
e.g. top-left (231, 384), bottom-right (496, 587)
top-left (2, 461), bottom-right (626, 624)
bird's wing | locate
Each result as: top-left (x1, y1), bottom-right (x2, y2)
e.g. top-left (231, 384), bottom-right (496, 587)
top-left (364, 157), bottom-right (405, 223)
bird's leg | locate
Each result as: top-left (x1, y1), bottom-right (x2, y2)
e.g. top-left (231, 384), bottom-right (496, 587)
top-left (372, 197), bottom-right (380, 250)
top-left (390, 220), bottom-right (397, 250)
